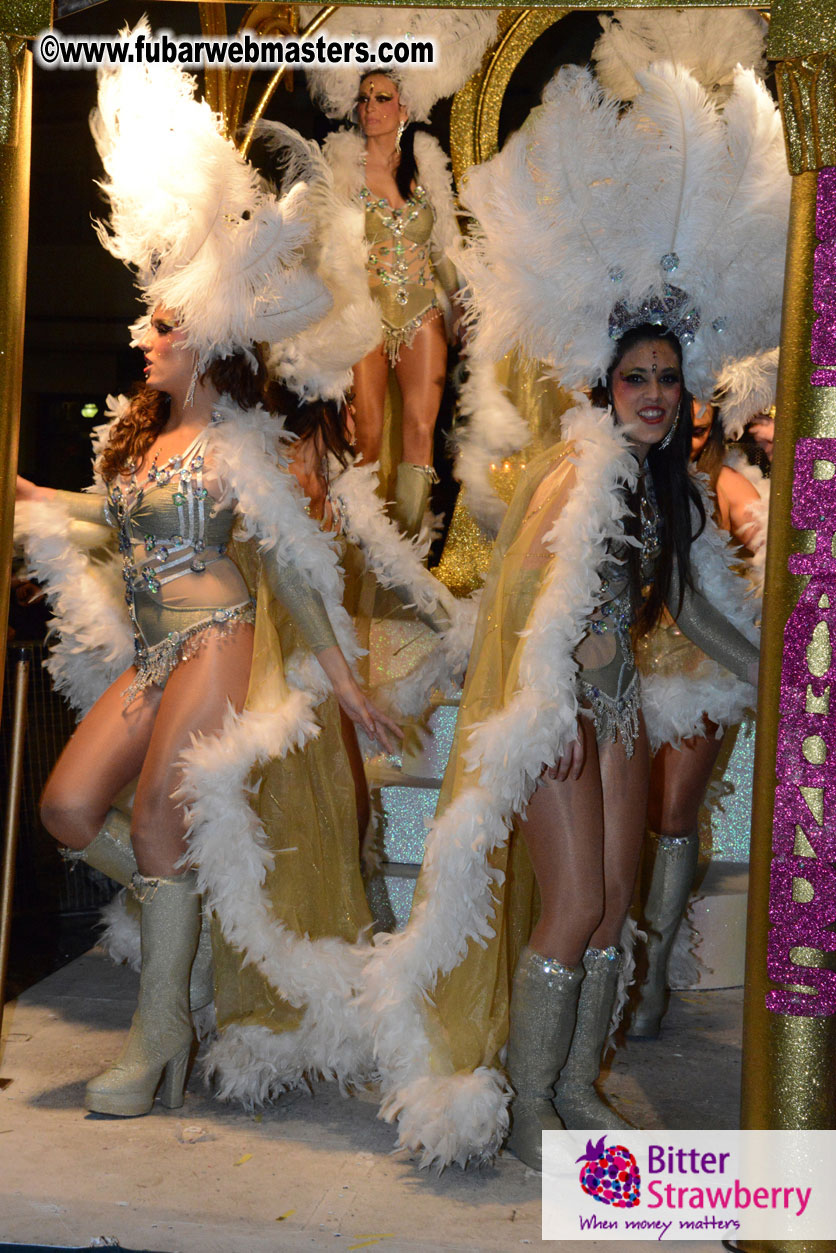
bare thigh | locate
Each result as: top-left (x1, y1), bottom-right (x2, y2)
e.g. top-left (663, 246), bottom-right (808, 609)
top-left (352, 344), bottom-right (390, 465)
top-left (130, 623), bottom-right (254, 876)
top-left (519, 714), bottom-right (650, 964)
top-left (394, 314), bottom-right (447, 465)
top-left (648, 719), bottom-right (724, 835)
top-left (520, 715), bottom-right (606, 966)
top-left (40, 667), bottom-right (163, 849)
top-left (589, 716), bottom-right (650, 949)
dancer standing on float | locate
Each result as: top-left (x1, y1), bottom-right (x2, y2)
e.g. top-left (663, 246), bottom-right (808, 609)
top-left (14, 30), bottom-right (399, 1117)
top-left (304, 7), bottom-right (497, 536)
top-left (361, 61), bottom-right (789, 1171)
top-left (588, 6), bottom-right (775, 1043)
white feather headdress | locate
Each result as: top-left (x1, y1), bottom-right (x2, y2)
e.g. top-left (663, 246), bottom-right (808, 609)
top-left (716, 347), bottom-right (779, 438)
top-left (256, 122), bottom-right (381, 402)
top-left (300, 7), bottom-right (498, 122)
top-left (90, 20), bottom-right (331, 374)
top-left (593, 9), bottom-right (768, 104)
top-left (458, 63), bottom-right (789, 401)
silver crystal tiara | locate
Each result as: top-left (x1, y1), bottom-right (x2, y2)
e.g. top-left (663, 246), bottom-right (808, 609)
top-left (608, 281), bottom-right (701, 346)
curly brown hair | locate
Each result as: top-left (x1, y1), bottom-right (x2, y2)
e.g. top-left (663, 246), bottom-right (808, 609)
top-left (97, 349), bottom-right (267, 481)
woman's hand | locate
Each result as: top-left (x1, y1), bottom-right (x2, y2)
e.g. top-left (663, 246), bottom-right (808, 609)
top-left (334, 677), bottom-right (402, 754)
top-left (16, 475), bottom-right (54, 504)
top-left (314, 645), bottom-right (402, 753)
top-left (542, 730), bottom-right (585, 783)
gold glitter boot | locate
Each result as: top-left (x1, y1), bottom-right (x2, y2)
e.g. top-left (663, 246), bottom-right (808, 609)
top-left (630, 830), bottom-right (700, 1039)
top-left (506, 947), bottom-right (584, 1170)
top-left (390, 462), bottom-right (437, 539)
top-left (85, 871), bottom-right (200, 1116)
top-left (62, 813), bottom-right (213, 1012)
top-left (553, 947), bottom-right (632, 1130)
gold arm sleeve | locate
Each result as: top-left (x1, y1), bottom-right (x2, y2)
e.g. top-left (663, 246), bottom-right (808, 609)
top-left (388, 582), bottom-right (452, 634)
top-left (263, 557), bottom-right (338, 654)
top-left (668, 566), bottom-right (759, 684)
top-left (432, 252), bottom-right (459, 299)
top-left (54, 489), bottom-right (109, 526)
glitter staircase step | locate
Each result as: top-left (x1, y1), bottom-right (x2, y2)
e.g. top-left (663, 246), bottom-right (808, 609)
top-left (364, 701), bottom-right (459, 930)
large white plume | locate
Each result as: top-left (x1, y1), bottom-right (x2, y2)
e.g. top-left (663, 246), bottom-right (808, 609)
top-left (257, 122), bottom-right (381, 401)
top-left (457, 63), bottom-right (789, 403)
top-left (593, 9), bottom-right (767, 104)
top-left (301, 7), bottom-right (499, 122)
top-left (89, 19), bottom-right (331, 374)
top-left (716, 347), bottom-right (779, 438)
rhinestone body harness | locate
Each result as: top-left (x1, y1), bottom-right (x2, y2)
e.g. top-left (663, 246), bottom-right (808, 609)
top-left (106, 418), bottom-right (254, 703)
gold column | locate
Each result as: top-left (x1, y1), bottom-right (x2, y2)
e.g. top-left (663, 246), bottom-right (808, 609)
top-left (0, 32), bottom-right (31, 713)
top-left (740, 4), bottom-right (836, 1251)
top-left (0, 0), bottom-right (47, 713)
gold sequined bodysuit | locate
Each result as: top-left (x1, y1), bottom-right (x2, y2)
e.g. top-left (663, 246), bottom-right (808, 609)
top-left (104, 428), bottom-right (255, 702)
top-left (362, 185), bottom-right (447, 364)
top-left (56, 417), bottom-right (340, 705)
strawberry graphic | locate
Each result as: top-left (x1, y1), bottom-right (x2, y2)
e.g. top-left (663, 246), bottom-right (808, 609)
top-left (577, 1136), bottom-right (641, 1208)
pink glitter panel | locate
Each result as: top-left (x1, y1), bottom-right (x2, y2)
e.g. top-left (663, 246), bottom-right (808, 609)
top-left (811, 168), bottom-right (836, 384)
top-left (768, 438), bottom-right (836, 1016)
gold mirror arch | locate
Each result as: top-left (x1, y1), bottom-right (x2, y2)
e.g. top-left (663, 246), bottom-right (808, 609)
top-left (450, 7), bottom-right (568, 189)
top-left (199, 4), bottom-right (339, 150)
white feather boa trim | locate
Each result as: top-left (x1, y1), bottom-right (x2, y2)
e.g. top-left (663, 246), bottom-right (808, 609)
top-left (333, 459), bottom-right (479, 713)
top-left (14, 497), bottom-right (133, 717)
top-left (172, 400), bottom-right (382, 1092)
top-left (176, 692), bottom-right (376, 1093)
top-left (453, 356), bottom-right (553, 536)
top-left (362, 403), bottom-right (638, 1169)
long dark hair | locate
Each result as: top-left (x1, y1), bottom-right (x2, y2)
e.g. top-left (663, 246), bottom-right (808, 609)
top-left (592, 324), bottom-right (706, 635)
top-left (394, 121), bottom-right (422, 202)
top-left (692, 402), bottom-right (725, 501)
top-left (264, 379), bottom-right (353, 469)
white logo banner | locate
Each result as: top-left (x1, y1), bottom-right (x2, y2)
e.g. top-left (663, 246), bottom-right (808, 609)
top-left (542, 1130), bottom-right (836, 1241)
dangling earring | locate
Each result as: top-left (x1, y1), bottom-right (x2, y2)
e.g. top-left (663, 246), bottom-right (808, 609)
top-left (658, 411), bottom-right (680, 451)
top-left (186, 356), bottom-right (200, 407)
top-left (396, 118), bottom-right (407, 153)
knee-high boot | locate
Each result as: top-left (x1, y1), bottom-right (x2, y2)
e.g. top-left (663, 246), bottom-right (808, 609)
top-left (552, 946), bottom-right (631, 1130)
top-left (390, 462), bottom-right (437, 539)
top-left (60, 807), bottom-right (136, 885)
top-left (85, 871), bottom-right (201, 1116)
top-left (629, 830), bottom-right (700, 1039)
top-left (62, 812), bottom-right (214, 1012)
top-left (506, 947), bottom-right (584, 1170)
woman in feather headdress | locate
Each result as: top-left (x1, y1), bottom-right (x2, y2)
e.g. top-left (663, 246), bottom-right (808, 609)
top-left (303, 7), bottom-right (497, 537)
top-left (587, 8), bottom-right (775, 1043)
top-left (359, 60), bottom-right (789, 1171)
top-left (14, 27), bottom-right (400, 1118)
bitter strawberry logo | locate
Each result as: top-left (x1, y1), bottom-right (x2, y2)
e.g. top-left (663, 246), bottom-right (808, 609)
top-left (577, 1136), bottom-right (641, 1208)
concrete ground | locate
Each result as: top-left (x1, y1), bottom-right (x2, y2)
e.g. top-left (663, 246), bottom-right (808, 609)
top-left (0, 950), bottom-right (742, 1253)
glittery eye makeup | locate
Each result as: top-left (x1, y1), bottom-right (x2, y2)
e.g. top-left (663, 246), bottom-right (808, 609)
top-left (619, 368), bottom-right (680, 387)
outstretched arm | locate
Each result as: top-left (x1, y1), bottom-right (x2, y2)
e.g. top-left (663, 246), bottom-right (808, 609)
top-left (17, 476), bottom-right (108, 526)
